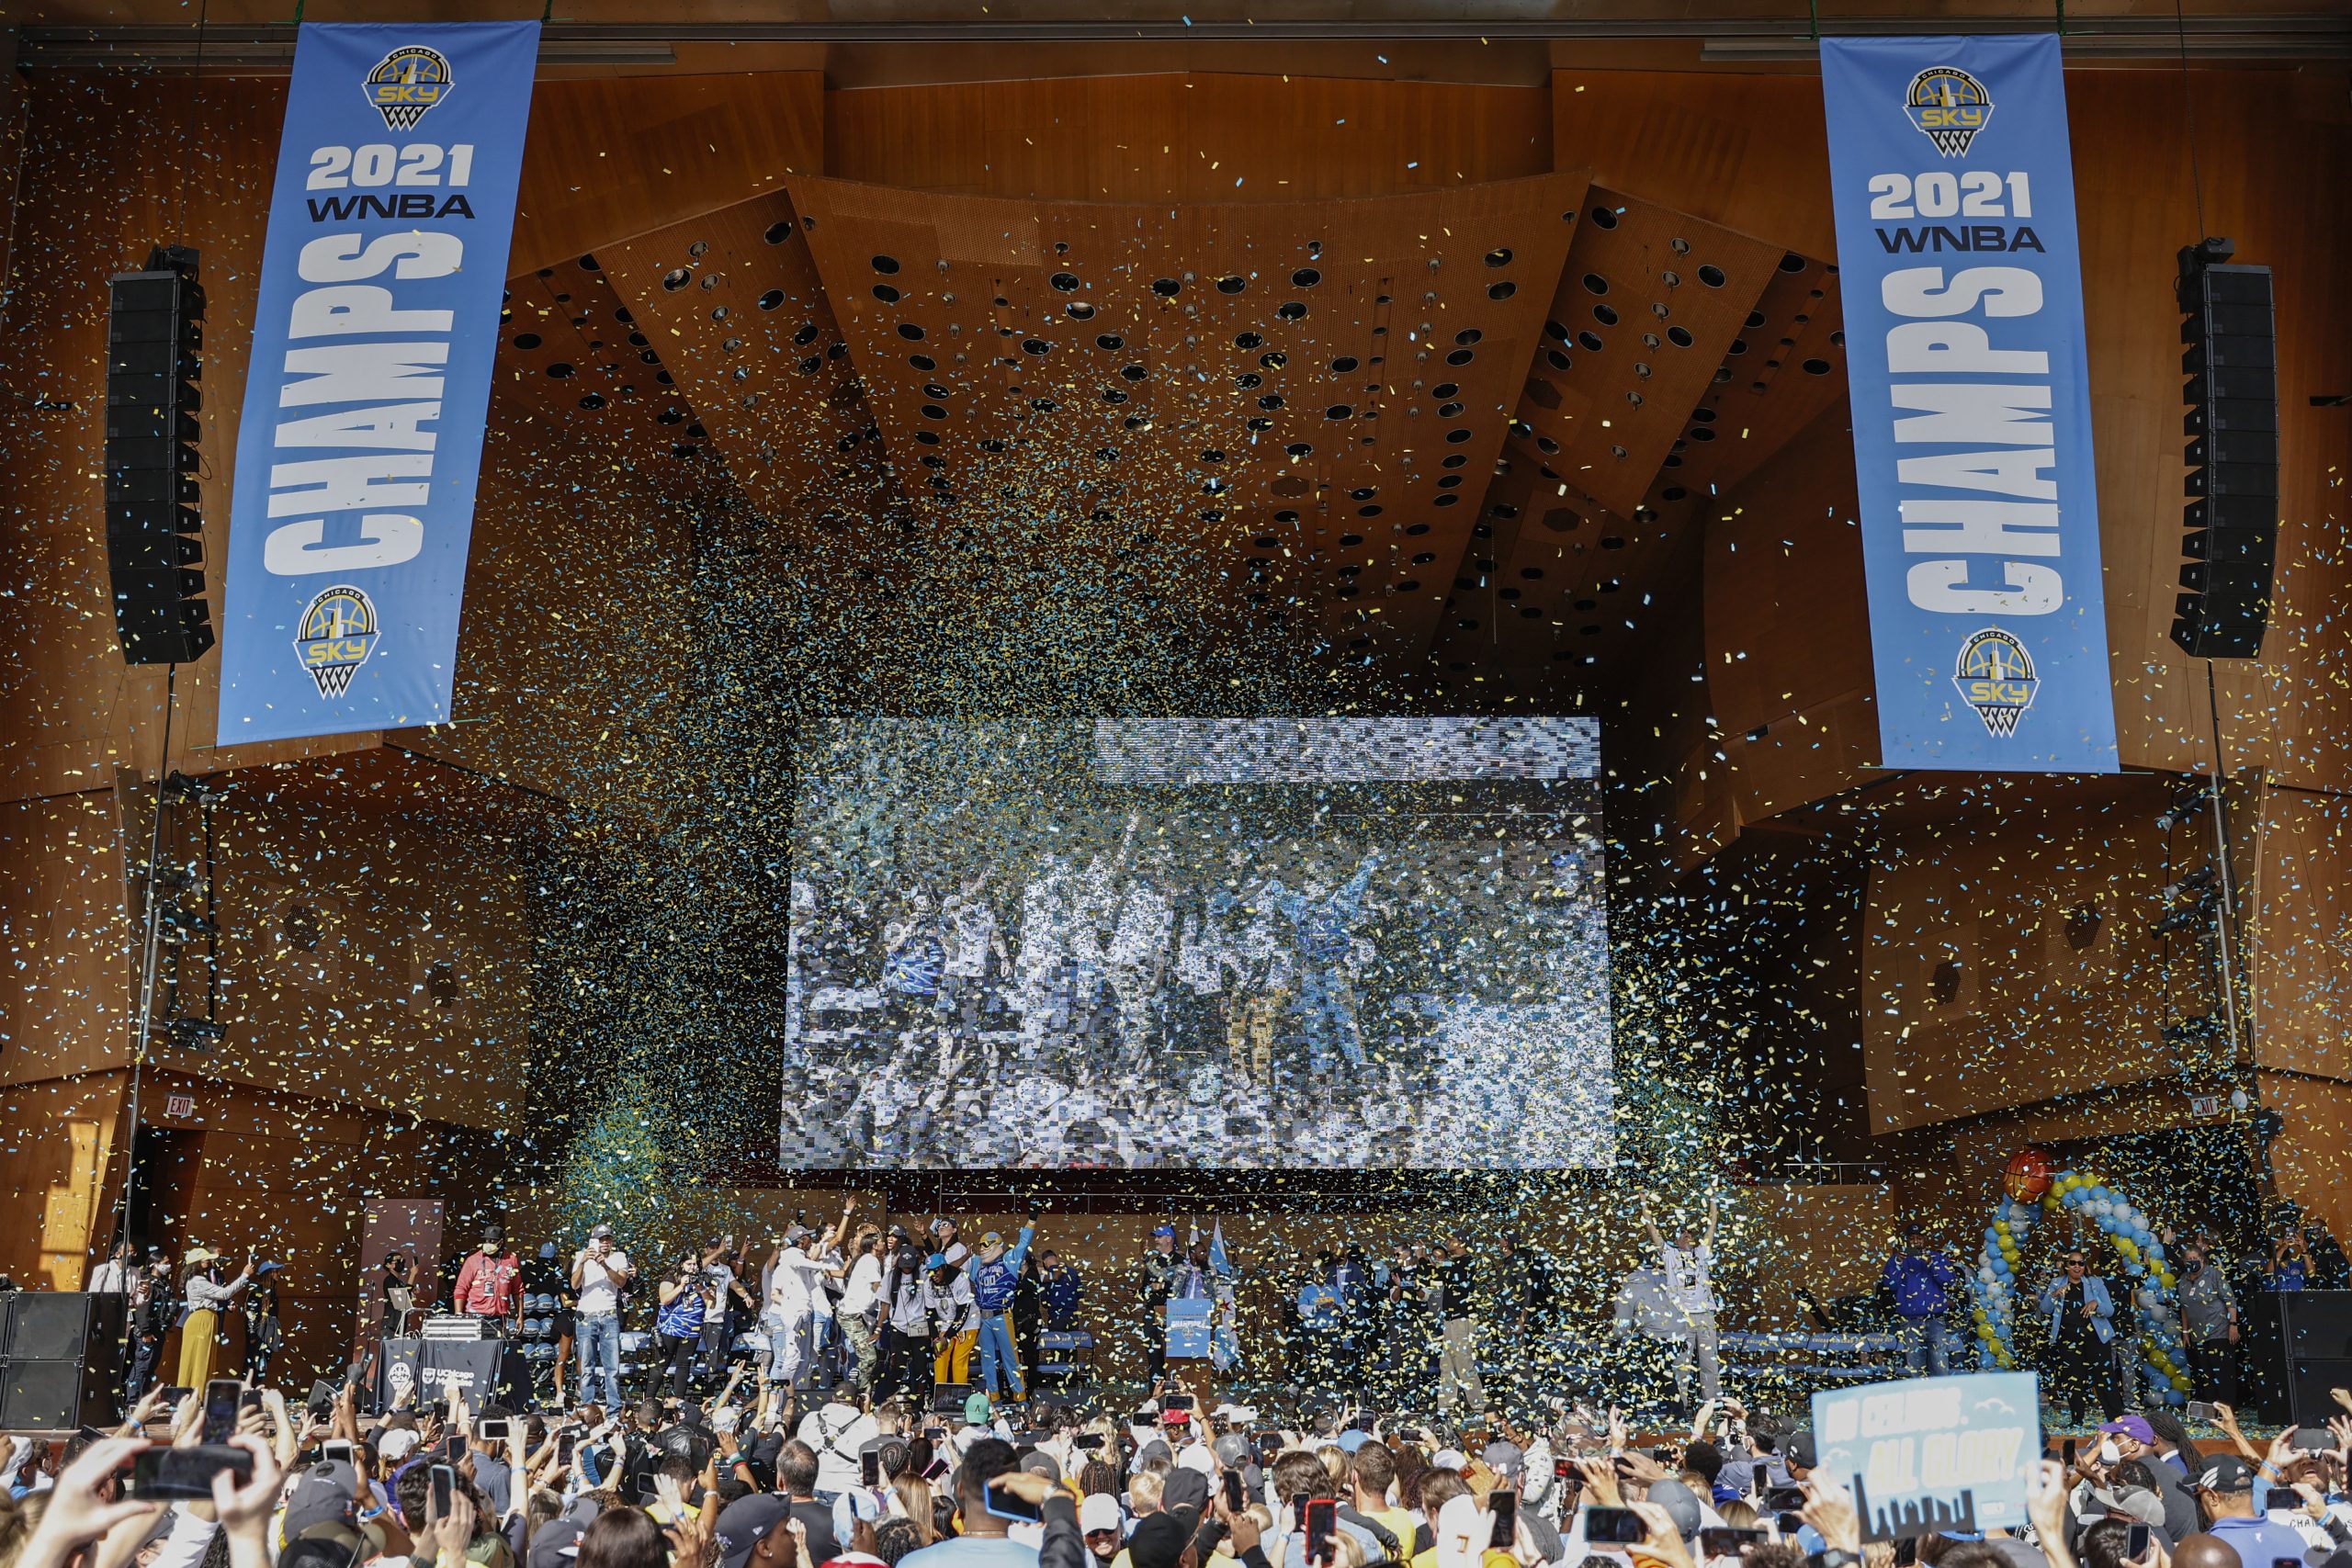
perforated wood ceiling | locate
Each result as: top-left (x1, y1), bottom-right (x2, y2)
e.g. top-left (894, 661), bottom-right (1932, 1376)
top-left (492, 166), bottom-right (1845, 697)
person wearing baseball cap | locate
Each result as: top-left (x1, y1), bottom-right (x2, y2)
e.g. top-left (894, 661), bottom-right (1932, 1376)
top-left (2193, 1453), bottom-right (2310, 1567)
top-left (714, 1494), bottom-right (797, 1568)
top-left (1078, 1494), bottom-right (1123, 1564)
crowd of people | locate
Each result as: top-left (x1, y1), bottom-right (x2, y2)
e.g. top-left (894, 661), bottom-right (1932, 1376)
top-left (12, 1344), bottom-right (2352, 1568)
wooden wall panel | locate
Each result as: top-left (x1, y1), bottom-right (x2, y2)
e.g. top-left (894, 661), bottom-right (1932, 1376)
top-left (2258, 1070), bottom-right (2352, 1262)
top-left (0, 1073), bottom-right (125, 1289)
top-left (1700, 402), bottom-right (1877, 829)
top-left (827, 75), bottom-right (1552, 203)
top-left (0, 792), bottom-right (135, 1086)
top-left (2245, 784), bottom-right (2352, 1081)
top-left (509, 73), bottom-right (824, 276)
top-left (115, 764), bottom-right (536, 1130)
top-left (1860, 775), bottom-right (2221, 1134)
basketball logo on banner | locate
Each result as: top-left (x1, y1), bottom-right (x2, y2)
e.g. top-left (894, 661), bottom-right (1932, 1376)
top-left (1954, 628), bottom-right (2037, 737)
top-left (1904, 66), bottom-right (1995, 157)
top-left (366, 46), bottom-right (453, 130)
top-left (295, 585), bottom-right (380, 697)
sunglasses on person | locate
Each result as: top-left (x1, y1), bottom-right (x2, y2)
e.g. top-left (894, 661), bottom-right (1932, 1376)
top-left (2065, 1258), bottom-right (2086, 1269)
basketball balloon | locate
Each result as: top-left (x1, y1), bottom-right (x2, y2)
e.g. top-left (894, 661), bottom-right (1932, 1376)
top-left (2004, 1148), bottom-right (2055, 1204)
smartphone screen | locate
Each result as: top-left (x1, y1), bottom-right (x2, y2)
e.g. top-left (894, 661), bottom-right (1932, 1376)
top-left (1702, 1529), bottom-right (1770, 1558)
top-left (203, 1380), bottom-right (243, 1445)
top-left (862, 1450), bottom-right (882, 1488)
top-left (1895, 1535), bottom-right (1920, 1567)
top-left (637, 1474), bottom-right (662, 1505)
top-left (2293, 1427), bottom-right (2334, 1452)
top-left (449, 1433), bottom-right (469, 1461)
top-left (1488, 1490), bottom-right (1518, 1550)
top-left (323, 1440), bottom-right (354, 1464)
top-left (1164, 1393), bottom-right (1197, 1413)
top-left (1764, 1488), bottom-right (1808, 1512)
top-left (1074, 1435), bottom-right (1104, 1451)
top-left (1304, 1498), bottom-right (1338, 1567)
top-left (557, 1432), bottom-right (576, 1465)
top-left (1225, 1470), bottom-right (1247, 1512)
top-left (987, 1478), bottom-right (1046, 1524)
top-left (133, 1447), bottom-right (254, 1500)
top-left (431, 1464), bottom-right (457, 1520)
top-left (480, 1419), bottom-right (510, 1443)
top-left (1582, 1506), bottom-right (1648, 1546)
top-left (2062, 1438), bottom-right (2077, 1470)
top-left (2126, 1525), bottom-right (2151, 1560)
top-left (2187, 1401), bottom-right (2218, 1421)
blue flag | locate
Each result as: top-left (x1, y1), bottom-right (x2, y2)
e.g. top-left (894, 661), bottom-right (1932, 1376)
top-left (1820, 35), bottom-right (2117, 772)
top-left (219, 21), bottom-right (538, 744)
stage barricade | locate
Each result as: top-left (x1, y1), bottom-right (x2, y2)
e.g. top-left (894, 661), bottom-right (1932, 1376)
top-left (1722, 1329), bottom-right (1909, 1384)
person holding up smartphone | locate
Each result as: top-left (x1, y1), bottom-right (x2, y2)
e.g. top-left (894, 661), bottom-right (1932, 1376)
top-left (1641, 1193), bottom-right (1722, 1413)
top-left (174, 1248), bottom-right (257, 1390)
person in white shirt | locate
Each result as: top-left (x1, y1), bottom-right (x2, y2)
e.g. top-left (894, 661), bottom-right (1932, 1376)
top-left (768, 1198), bottom-right (854, 1391)
top-left (86, 1238), bottom-right (137, 1295)
top-left (798, 1391), bottom-right (879, 1500)
top-left (1642, 1191), bottom-right (1722, 1410)
top-left (836, 1227), bottom-right (887, 1394)
top-left (571, 1224), bottom-right (634, 1410)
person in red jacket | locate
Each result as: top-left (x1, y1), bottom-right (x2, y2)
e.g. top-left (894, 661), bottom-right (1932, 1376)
top-left (452, 1223), bottom-right (523, 1330)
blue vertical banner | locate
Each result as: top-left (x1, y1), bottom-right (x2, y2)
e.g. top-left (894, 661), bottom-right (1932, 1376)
top-left (219, 21), bottom-right (538, 744)
top-left (1821, 35), bottom-right (2118, 773)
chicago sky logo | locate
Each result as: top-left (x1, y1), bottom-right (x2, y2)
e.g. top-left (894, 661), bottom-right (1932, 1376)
top-left (365, 45), bottom-right (452, 132)
top-left (1905, 66), bottom-right (1995, 157)
top-left (1954, 627), bottom-right (2037, 737)
top-left (294, 585), bottom-right (380, 698)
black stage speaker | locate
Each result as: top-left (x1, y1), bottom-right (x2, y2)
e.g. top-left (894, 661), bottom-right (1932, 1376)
top-left (2172, 238), bottom-right (2278, 660)
top-left (104, 244), bottom-right (212, 666)
top-left (0, 1292), bottom-right (128, 1430)
top-left (2240, 1291), bottom-right (2352, 1423)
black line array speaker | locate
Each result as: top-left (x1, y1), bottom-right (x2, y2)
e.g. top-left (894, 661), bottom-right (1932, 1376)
top-left (2172, 238), bottom-right (2278, 660)
top-left (105, 244), bottom-right (213, 666)
top-left (0, 1292), bottom-right (126, 1430)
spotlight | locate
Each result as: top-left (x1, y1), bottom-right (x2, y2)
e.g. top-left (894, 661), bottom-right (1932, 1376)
top-left (2160, 866), bottom-right (2217, 902)
top-left (2153, 900), bottom-right (2213, 937)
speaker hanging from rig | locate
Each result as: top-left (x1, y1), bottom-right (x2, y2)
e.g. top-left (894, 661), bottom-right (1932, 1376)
top-left (2172, 237), bottom-right (2278, 660)
top-left (104, 244), bottom-right (212, 666)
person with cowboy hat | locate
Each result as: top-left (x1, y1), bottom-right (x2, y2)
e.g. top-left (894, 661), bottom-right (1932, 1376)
top-left (175, 1245), bottom-right (255, 1388)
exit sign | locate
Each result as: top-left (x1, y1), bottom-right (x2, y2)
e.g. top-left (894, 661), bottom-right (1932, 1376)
top-left (164, 1094), bottom-right (196, 1119)
top-left (2189, 1093), bottom-right (2222, 1118)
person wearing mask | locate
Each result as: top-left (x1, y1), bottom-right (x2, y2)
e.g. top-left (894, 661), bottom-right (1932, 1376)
top-left (1881, 1222), bottom-right (1960, 1377)
top-left (2041, 1249), bottom-right (2123, 1425)
top-left (2175, 1242), bottom-right (2240, 1407)
top-left (771, 1198), bottom-right (856, 1391)
top-left (453, 1224), bottom-right (524, 1331)
top-left (175, 1247), bottom-right (255, 1387)
top-left (572, 1224), bottom-right (634, 1411)
top-left (970, 1225), bottom-right (1037, 1404)
top-left (2270, 1230), bottom-right (2312, 1291)
top-left (1643, 1192), bottom-right (1722, 1411)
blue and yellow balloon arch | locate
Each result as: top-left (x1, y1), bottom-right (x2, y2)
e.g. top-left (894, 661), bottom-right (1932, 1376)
top-left (1966, 1152), bottom-right (2191, 1406)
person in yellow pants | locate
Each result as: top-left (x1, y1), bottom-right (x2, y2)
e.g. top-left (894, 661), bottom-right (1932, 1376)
top-left (922, 1252), bottom-right (977, 1387)
top-left (175, 1247), bottom-right (256, 1388)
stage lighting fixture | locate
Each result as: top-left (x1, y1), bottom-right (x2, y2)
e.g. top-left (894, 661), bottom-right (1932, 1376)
top-left (2153, 897), bottom-right (2215, 938)
top-left (2160, 866), bottom-right (2217, 902)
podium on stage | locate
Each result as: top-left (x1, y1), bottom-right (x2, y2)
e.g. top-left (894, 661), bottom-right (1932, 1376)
top-left (1164, 1299), bottom-right (1214, 1360)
